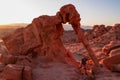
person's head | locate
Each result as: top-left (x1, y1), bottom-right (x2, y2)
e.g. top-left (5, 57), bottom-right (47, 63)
top-left (58, 4), bottom-right (81, 24)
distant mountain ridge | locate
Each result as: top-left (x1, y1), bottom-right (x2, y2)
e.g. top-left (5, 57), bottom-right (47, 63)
top-left (0, 23), bottom-right (28, 28)
top-left (0, 23), bottom-right (92, 30)
top-left (63, 24), bottom-right (92, 30)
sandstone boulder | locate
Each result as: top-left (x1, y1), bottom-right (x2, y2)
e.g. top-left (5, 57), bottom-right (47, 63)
top-left (84, 29), bottom-right (94, 40)
top-left (0, 54), bottom-right (16, 64)
top-left (102, 40), bottom-right (120, 71)
top-left (93, 24), bottom-right (120, 47)
top-left (93, 25), bottom-right (107, 38)
top-left (2, 4), bottom-right (81, 67)
top-left (23, 66), bottom-right (32, 80)
top-left (2, 26), bottom-right (40, 56)
top-left (106, 26), bottom-right (112, 31)
top-left (1, 64), bottom-right (24, 80)
top-left (0, 63), bottom-right (5, 72)
top-left (1, 4), bottom-right (84, 80)
top-left (109, 47), bottom-right (120, 57)
top-left (61, 30), bottom-right (77, 43)
top-left (0, 42), bottom-right (8, 55)
top-left (102, 41), bottom-right (120, 55)
top-left (15, 56), bottom-right (32, 67)
top-left (103, 54), bottom-right (120, 70)
top-left (2, 28), bottom-right (24, 55)
top-left (83, 24), bottom-right (110, 41)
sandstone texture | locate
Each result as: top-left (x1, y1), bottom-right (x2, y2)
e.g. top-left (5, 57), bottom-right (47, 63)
top-left (93, 24), bottom-right (120, 47)
top-left (0, 4), bottom-right (84, 80)
top-left (93, 25), bottom-right (107, 38)
top-left (102, 41), bottom-right (120, 72)
top-left (0, 3), bottom-right (120, 80)
top-left (102, 41), bottom-right (120, 56)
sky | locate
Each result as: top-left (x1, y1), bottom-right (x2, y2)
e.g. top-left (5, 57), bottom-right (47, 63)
top-left (0, 0), bottom-right (120, 26)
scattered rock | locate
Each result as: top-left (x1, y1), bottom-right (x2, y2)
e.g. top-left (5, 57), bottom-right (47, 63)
top-left (0, 54), bottom-right (16, 64)
top-left (102, 40), bottom-right (120, 56)
top-left (0, 63), bottom-right (5, 72)
top-left (109, 47), bottom-right (120, 57)
top-left (93, 24), bottom-right (107, 38)
top-left (23, 66), bottom-right (32, 80)
top-left (103, 54), bottom-right (120, 70)
top-left (1, 64), bottom-right (24, 80)
top-left (93, 24), bottom-right (120, 47)
top-left (1, 4), bottom-right (83, 80)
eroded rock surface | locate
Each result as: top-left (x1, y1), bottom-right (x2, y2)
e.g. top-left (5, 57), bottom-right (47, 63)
top-left (102, 40), bottom-right (120, 72)
top-left (93, 24), bottom-right (120, 47)
top-left (0, 4), bottom-right (83, 80)
top-left (1, 3), bottom-right (120, 80)
top-left (102, 41), bottom-right (120, 56)
top-left (93, 25), bottom-right (107, 38)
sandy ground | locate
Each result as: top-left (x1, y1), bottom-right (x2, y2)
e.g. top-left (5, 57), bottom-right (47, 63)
top-left (32, 62), bottom-right (82, 80)
top-left (95, 67), bottom-right (120, 80)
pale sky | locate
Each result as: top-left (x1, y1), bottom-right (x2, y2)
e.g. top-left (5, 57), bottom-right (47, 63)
top-left (0, 0), bottom-right (120, 26)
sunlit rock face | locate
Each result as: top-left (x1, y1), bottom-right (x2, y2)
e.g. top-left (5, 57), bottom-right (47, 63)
top-left (82, 24), bottom-right (120, 72)
top-left (92, 24), bottom-right (120, 72)
top-left (92, 24), bottom-right (120, 47)
top-left (93, 25), bottom-right (107, 38)
top-left (0, 4), bottom-right (83, 80)
top-left (84, 24), bottom-right (108, 41)
top-left (102, 41), bottom-right (120, 71)
top-left (2, 4), bottom-right (80, 65)
top-left (102, 41), bottom-right (120, 56)
top-left (83, 24), bottom-right (120, 48)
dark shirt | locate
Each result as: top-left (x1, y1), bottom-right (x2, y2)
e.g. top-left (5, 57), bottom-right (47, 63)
top-left (81, 58), bottom-right (87, 65)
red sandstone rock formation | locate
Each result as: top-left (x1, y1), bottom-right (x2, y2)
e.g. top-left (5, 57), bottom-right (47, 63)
top-left (106, 26), bottom-right (112, 31)
top-left (61, 30), bottom-right (78, 43)
top-left (93, 25), bottom-right (107, 38)
top-left (0, 4), bottom-right (99, 80)
top-left (0, 41), bottom-right (8, 55)
top-left (1, 64), bottom-right (24, 80)
top-left (84, 29), bottom-right (93, 40)
top-left (102, 41), bottom-right (120, 56)
top-left (84, 24), bottom-right (109, 41)
top-left (0, 54), bottom-right (16, 64)
top-left (103, 54), bottom-right (120, 70)
top-left (109, 47), bottom-right (120, 57)
top-left (93, 24), bottom-right (120, 47)
top-left (102, 40), bottom-right (120, 72)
